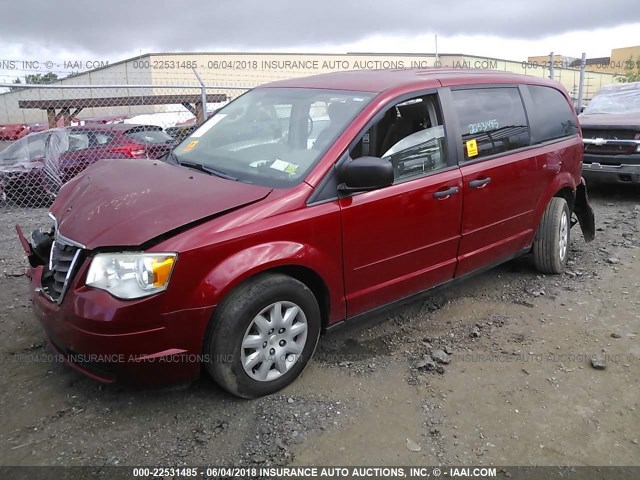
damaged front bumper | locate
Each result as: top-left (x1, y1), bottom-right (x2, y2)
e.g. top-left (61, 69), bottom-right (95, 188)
top-left (16, 223), bottom-right (212, 385)
top-left (15, 224), bottom-right (54, 268)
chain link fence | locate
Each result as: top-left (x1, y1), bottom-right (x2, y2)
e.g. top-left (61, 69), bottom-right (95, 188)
top-left (0, 58), bottom-right (616, 215)
top-left (0, 84), bottom-right (247, 211)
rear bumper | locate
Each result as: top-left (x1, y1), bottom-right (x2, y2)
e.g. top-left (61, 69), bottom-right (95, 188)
top-left (582, 163), bottom-right (640, 184)
top-left (583, 153), bottom-right (640, 184)
top-left (28, 265), bottom-right (215, 385)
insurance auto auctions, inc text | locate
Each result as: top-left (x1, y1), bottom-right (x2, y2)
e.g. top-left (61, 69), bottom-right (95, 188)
top-left (252, 466), bottom-right (497, 478)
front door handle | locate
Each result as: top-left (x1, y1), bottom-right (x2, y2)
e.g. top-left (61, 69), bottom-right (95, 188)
top-left (433, 186), bottom-right (460, 199)
top-left (469, 177), bottom-right (492, 189)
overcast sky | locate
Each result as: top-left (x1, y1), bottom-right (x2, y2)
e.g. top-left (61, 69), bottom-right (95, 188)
top-left (1, 0), bottom-right (639, 82)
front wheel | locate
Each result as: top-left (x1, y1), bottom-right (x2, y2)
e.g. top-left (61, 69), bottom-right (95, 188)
top-left (533, 197), bottom-right (570, 274)
top-left (203, 273), bottom-right (321, 398)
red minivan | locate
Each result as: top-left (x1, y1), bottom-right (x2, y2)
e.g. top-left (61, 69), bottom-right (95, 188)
top-left (19, 69), bottom-right (595, 398)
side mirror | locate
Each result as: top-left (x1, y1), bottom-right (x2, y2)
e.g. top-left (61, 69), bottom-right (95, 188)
top-left (338, 156), bottom-right (394, 193)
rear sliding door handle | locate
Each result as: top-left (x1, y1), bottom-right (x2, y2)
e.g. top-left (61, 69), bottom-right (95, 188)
top-left (469, 177), bottom-right (492, 188)
top-left (433, 186), bottom-right (460, 199)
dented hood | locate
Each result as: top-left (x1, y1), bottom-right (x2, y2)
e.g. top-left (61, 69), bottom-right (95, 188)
top-left (51, 159), bottom-right (271, 249)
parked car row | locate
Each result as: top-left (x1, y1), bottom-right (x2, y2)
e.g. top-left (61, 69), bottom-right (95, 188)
top-left (0, 123), bottom-right (28, 140)
top-left (0, 123), bottom-right (49, 141)
top-left (21, 68), bottom-right (595, 398)
top-left (0, 116), bottom-right (133, 142)
top-left (0, 124), bottom-right (176, 206)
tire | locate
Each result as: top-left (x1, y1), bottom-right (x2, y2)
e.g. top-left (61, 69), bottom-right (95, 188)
top-left (203, 273), bottom-right (321, 399)
top-left (533, 197), bottom-right (570, 274)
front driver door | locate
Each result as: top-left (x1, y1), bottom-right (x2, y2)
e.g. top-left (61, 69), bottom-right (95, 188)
top-left (340, 93), bottom-right (463, 317)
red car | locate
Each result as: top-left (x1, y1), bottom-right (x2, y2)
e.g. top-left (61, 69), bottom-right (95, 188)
top-left (0, 123), bottom-right (29, 140)
top-left (1, 124), bottom-right (175, 205)
top-left (20, 69), bottom-right (595, 398)
top-left (25, 123), bottom-right (50, 136)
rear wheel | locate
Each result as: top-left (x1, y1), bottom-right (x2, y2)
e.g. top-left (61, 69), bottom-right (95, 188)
top-left (533, 197), bottom-right (570, 274)
top-left (203, 273), bottom-right (321, 398)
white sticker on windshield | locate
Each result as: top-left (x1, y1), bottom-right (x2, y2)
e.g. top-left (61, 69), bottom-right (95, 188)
top-left (189, 114), bottom-right (227, 138)
top-left (270, 159), bottom-right (299, 174)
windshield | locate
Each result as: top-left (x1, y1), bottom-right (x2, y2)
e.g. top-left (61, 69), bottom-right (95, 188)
top-left (0, 138), bottom-right (29, 163)
top-left (582, 82), bottom-right (640, 115)
top-left (172, 87), bottom-right (374, 188)
top-left (0, 132), bottom-right (50, 164)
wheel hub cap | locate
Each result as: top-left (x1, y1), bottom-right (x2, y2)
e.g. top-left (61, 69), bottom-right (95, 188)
top-left (559, 211), bottom-right (568, 262)
top-left (240, 301), bottom-right (308, 382)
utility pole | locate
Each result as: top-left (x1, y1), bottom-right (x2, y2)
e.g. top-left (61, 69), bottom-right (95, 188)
top-left (192, 67), bottom-right (208, 124)
top-left (577, 52), bottom-right (586, 110)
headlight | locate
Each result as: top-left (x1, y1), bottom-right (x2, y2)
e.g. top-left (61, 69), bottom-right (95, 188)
top-left (86, 253), bottom-right (177, 299)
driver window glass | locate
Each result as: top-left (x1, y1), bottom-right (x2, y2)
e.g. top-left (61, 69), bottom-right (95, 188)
top-left (351, 94), bottom-right (448, 182)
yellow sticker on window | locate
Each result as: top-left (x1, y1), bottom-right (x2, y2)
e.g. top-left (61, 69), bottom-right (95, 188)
top-left (466, 139), bottom-right (478, 157)
top-left (183, 140), bottom-right (198, 152)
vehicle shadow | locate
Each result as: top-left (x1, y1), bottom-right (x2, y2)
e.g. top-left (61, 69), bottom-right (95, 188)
top-left (587, 182), bottom-right (640, 202)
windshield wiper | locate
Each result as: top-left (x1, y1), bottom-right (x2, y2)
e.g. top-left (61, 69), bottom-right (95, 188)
top-left (178, 160), bottom-right (238, 181)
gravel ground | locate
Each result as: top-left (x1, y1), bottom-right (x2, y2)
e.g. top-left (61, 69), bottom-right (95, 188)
top-left (0, 207), bottom-right (50, 276)
top-left (0, 184), bottom-right (639, 471)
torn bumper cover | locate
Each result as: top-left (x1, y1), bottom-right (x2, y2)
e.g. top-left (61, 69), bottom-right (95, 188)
top-left (15, 225), bottom-right (53, 268)
top-left (574, 178), bottom-right (596, 242)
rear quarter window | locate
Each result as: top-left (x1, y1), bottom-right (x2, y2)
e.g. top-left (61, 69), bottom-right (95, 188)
top-left (451, 87), bottom-right (530, 161)
top-left (526, 85), bottom-right (579, 143)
